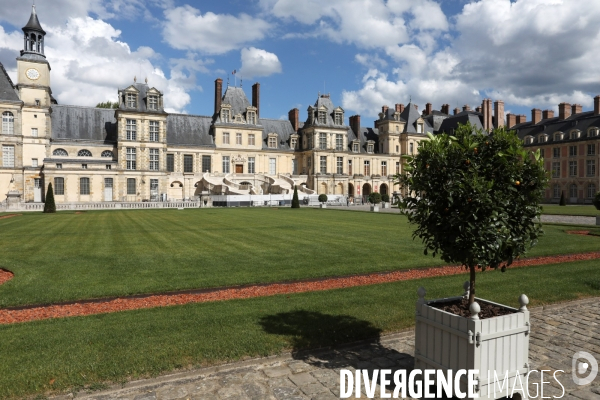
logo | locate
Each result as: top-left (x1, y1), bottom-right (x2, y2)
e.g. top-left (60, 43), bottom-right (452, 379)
top-left (572, 351), bottom-right (598, 386)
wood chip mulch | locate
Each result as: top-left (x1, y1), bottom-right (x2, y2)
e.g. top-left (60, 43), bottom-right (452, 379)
top-left (566, 230), bottom-right (591, 236)
top-left (0, 251), bottom-right (599, 325)
top-left (0, 269), bottom-right (13, 285)
top-left (0, 214), bottom-right (21, 220)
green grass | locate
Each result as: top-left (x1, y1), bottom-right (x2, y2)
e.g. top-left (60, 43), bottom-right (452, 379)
top-left (0, 208), bottom-right (599, 307)
top-left (0, 260), bottom-right (598, 399)
top-left (542, 204), bottom-right (600, 216)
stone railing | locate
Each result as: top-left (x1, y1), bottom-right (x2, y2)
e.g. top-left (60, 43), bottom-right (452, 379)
top-left (3, 201), bottom-right (201, 212)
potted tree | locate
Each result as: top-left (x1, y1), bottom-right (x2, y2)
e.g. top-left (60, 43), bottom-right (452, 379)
top-left (368, 192), bottom-right (381, 212)
top-left (318, 194), bottom-right (328, 208)
top-left (398, 123), bottom-right (547, 399)
top-left (381, 193), bottom-right (390, 208)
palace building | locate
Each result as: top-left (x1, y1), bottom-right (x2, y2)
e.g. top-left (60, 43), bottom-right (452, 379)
top-left (1, 7), bottom-right (597, 206)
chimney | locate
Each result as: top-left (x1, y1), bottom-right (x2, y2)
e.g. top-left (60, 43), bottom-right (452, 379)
top-left (441, 104), bottom-right (450, 115)
top-left (542, 109), bottom-right (555, 119)
top-left (558, 102), bottom-right (571, 120)
top-left (288, 108), bottom-right (299, 132)
top-left (516, 114), bottom-right (527, 125)
top-left (571, 104), bottom-right (582, 116)
top-left (482, 99), bottom-right (492, 131)
top-left (252, 82), bottom-right (260, 119)
top-left (506, 113), bottom-right (517, 128)
top-left (214, 78), bottom-right (223, 116)
top-left (395, 103), bottom-right (404, 113)
top-left (453, 107), bottom-right (460, 115)
top-left (463, 104), bottom-right (471, 112)
top-left (425, 103), bottom-right (433, 115)
top-left (532, 108), bottom-right (542, 125)
top-left (350, 115), bottom-right (361, 136)
top-left (494, 100), bottom-right (505, 129)
top-left (382, 105), bottom-right (389, 114)
top-left (595, 96), bottom-right (600, 115)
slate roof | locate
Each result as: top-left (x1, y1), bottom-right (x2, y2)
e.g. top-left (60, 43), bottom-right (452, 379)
top-left (23, 6), bottom-right (45, 34)
top-left (167, 114), bottom-right (214, 147)
top-left (221, 87), bottom-right (252, 118)
top-left (51, 105), bottom-right (117, 142)
top-left (424, 110), bottom-right (449, 132)
top-left (118, 82), bottom-right (164, 114)
top-left (0, 62), bottom-right (20, 102)
top-left (400, 103), bottom-right (433, 134)
top-left (515, 111), bottom-right (600, 145)
top-left (305, 95), bottom-right (348, 128)
top-left (260, 118), bottom-right (296, 151)
top-left (436, 111), bottom-right (484, 135)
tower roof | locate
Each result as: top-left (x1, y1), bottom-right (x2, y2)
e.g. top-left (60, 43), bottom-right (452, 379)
top-left (23, 5), bottom-right (45, 35)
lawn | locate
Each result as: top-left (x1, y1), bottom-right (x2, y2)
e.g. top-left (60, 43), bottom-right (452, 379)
top-left (0, 259), bottom-right (598, 399)
top-left (542, 204), bottom-right (600, 216)
top-left (0, 208), bottom-right (599, 307)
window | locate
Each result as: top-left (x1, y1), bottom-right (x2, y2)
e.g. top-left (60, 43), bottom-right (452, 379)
top-left (167, 154), bottom-right (174, 172)
top-left (269, 136), bottom-right (277, 149)
top-left (569, 161), bottom-right (577, 177)
top-left (588, 184), bottom-right (597, 199)
top-left (410, 143), bottom-right (414, 154)
top-left (307, 156), bottom-right (311, 170)
top-left (80, 178), bottom-right (90, 195)
top-left (569, 146), bottom-right (577, 157)
top-left (337, 157), bottom-right (343, 174)
top-left (352, 142), bottom-right (359, 153)
top-left (553, 184), bottom-right (560, 198)
top-left (538, 134), bottom-right (548, 143)
top-left (35, 100), bottom-right (40, 107)
top-left (269, 158), bottom-right (276, 175)
top-left (2, 145), bottom-right (14, 167)
top-left (318, 111), bottom-right (326, 124)
top-left (396, 161), bottom-right (400, 174)
top-left (524, 136), bottom-right (533, 145)
top-left (127, 178), bottom-right (136, 195)
top-left (222, 109), bottom-right (230, 123)
top-left (126, 119), bottom-right (137, 140)
top-left (78, 149), bottom-right (92, 157)
top-left (32, 158), bottom-right (38, 167)
top-left (588, 144), bottom-right (596, 156)
top-left (396, 145), bottom-right (399, 153)
top-left (587, 160), bottom-right (596, 176)
top-left (126, 93), bottom-right (137, 108)
top-left (320, 156), bottom-right (327, 174)
top-left (417, 123), bottom-right (424, 134)
top-left (247, 157), bottom-right (255, 174)
top-left (348, 160), bottom-right (353, 175)
top-left (148, 95), bottom-right (158, 110)
top-left (319, 133), bottom-right (327, 150)
top-left (223, 132), bottom-right (230, 144)
top-left (56, 163), bottom-right (62, 169)
top-left (552, 162), bottom-right (560, 178)
top-left (247, 111), bottom-right (256, 125)
top-left (149, 121), bottom-right (159, 142)
top-left (336, 134), bottom-right (343, 151)
top-left (381, 161), bottom-right (387, 176)
top-left (236, 133), bottom-right (242, 145)
top-left (54, 177), bottom-right (64, 195)
top-left (570, 131), bottom-right (580, 140)
top-left (82, 164), bottom-right (87, 169)
top-left (53, 148), bottom-right (68, 156)
top-left (291, 138), bottom-right (297, 149)
top-left (540, 149), bottom-right (545, 158)
top-left (106, 165), bottom-right (111, 170)
top-left (367, 143), bottom-right (374, 154)
top-left (589, 128), bottom-right (599, 137)
top-left (2, 112), bottom-right (14, 135)
top-left (364, 160), bottom-right (370, 176)
top-left (248, 134), bottom-right (255, 146)
top-left (101, 150), bottom-right (113, 158)
top-left (184, 155), bottom-right (193, 173)
top-left (202, 155), bottom-right (211, 173)
top-left (307, 134), bottom-right (313, 149)
top-left (31, 128), bottom-right (38, 137)
top-left (150, 148), bottom-right (159, 171)
top-left (554, 132), bottom-right (563, 141)
top-left (126, 147), bottom-right (136, 170)
top-left (222, 156), bottom-right (230, 173)
top-left (335, 112), bottom-right (343, 125)
top-left (570, 184), bottom-right (578, 198)
top-left (553, 147), bottom-right (560, 158)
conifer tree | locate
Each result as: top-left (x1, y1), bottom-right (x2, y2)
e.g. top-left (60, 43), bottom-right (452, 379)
top-left (291, 185), bottom-right (300, 208)
top-left (43, 182), bottom-right (56, 213)
top-left (559, 191), bottom-right (566, 206)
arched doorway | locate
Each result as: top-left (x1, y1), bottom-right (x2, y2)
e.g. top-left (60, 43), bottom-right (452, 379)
top-left (380, 183), bottom-right (388, 196)
top-left (362, 183), bottom-right (372, 196)
top-left (169, 181), bottom-right (184, 200)
top-left (348, 183), bottom-right (354, 197)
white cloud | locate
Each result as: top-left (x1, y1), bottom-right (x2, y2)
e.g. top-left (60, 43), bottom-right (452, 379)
top-left (162, 5), bottom-right (271, 55)
top-left (239, 47), bottom-right (282, 79)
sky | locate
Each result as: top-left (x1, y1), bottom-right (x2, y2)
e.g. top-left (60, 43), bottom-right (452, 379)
top-left (1, 0), bottom-right (600, 123)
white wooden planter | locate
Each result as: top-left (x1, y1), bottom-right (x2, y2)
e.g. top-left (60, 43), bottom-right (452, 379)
top-left (414, 284), bottom-right (530, 400)
top-left (320, 204), bottom-right (327, 209)
top-left (370, 205), bottom-right (379, 212)
top-left (596, 215), bottom-right (600, 226)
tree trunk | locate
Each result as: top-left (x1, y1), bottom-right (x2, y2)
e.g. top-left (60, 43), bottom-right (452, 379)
top-left (468, 264), bottom-right (476, 305)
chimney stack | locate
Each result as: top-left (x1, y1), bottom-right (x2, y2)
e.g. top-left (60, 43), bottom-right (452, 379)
top-left (425, 103), bottom-right (433, 115)
top-left (252, 83), bottom-right (260, 119)
top-left (494, 100), bottom-right (505, 129)
top-left (382, 105), bottom-right (389, 114)
top-left (506, 114), bottom-right (517, 128)
top-left (349, 115), bottom-right (361, 136)
top-left (532, 108), bottom-right (542, 125)
top-left (441, 104), bottom-right (450, 115)
top-left (288, 108), bottom-right (299, 132)
top-left (395, 103), bottom-right (404, 113)
top-left (214, 78), bottom-right (223, 116)
top-left (516, 114), bottom-right (527, 125)
top-left (542, 109), bottom-right (554, 119)
top-left (595, 96), bottom-right (600, 115)
top-left (453, 107), bottom-right (460, 115)
top-left (558, 102), bottom-right (571, 120)
top-left (463, 104), bottom-right (471, 112)
top-left (571, 104), bottom-right (582, 116)
top-left (482, 99), bottom-right (492, 131)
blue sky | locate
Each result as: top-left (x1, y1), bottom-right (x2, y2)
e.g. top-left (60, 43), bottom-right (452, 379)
top-left (1, 0), bottom-right (600, 124)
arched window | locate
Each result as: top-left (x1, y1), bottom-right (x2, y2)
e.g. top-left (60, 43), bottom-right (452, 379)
top-left (53, 148), bottom-right (68, 156)
top-left (2, 112), bottom-right (14, 135)
top-left (554, 132), bottom-right (563, 141)
top-left (78, 149), bottom-right (92, 157)
top-left (569, 130), bottom-right (580, 140)
top-left (570, 184), bottom-right (578, 199)
top-left (101, 150), bottom-right (114, 158)
top-left (524, 136), bottom-right (534, 145)
top-left (588, 184), bottom-right (597, 199)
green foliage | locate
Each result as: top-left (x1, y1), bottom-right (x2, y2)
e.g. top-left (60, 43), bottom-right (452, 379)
top-left (397, 124), bottom-right (548, 302)
top-left (593, 192), bottom-right (600, 210)
top-left (95, 101), bottom-right (119, 109)
top-left (318, 194), bottom-right (328, 203)
top-left (291, 186), bottom-right (300, 208)
top-left (381, 194), bottom-right (390, 203)
top-left (368, 192), bottom-right (382, 204)
top-left (43, 183), bottom-right (56, 213)
top-left (559, 191), bottom-right (566, 206)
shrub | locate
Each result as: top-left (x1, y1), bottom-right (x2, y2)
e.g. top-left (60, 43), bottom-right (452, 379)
top-left (559, 191), bottom-right (566, 206)
top-left (381, 194), bottom-right (390, 203)
top-left (43, 183), bottom-right (56, 213)
top-left (291, 186), bottom-right (300, 208)
top-left (368, 192), bottom-right (382, 204)
top-left (594, 192), bottom-right (600, 211)
top-left (318, 194), bottom-right (328, 204)
top-left (398, 123), bottom-right (548, 305)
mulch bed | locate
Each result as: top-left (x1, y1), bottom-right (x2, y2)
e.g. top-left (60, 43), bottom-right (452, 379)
top-left (0, 269), bottom-right (13, 285)
top-left (566, 230), bottom-right (591, 236)
top-left (0, 251), bottom-right (599, 325)
top-left (0, 214), bottom-right (21, 220)
top-left (430, 298), bottom-right (515, 319)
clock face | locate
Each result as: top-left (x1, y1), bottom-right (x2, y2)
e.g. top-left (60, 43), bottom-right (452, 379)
top-left (26, 68), bottom-right (40, 80)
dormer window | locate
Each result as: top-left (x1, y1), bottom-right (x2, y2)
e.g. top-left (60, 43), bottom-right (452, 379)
top-left (126, 93), bottom-right (137, 108)
top-left (554, 132), bottom-right (563, 141)
top-left (352, 142), bottom-right (359, 153)
top-left (367, 142), bottom-right (374, 154)
top-left (148, 95), bottom-right (158, 110)
top-left (268, 133), bottom-right (278, 149)
top-left (334, 112), bottom-right (343, 125)
top-left (247, 111), bottom-right (256, 125)
top-left (290, 134), bottom-right (299, 150)
top-left (318, 111), bottom-right (326, 124)
top-left (570, 130), bottom-right (581, 140)
top-left (524, 136), bottom-right (534, 145)
top-left (538, 134), bottom-right (548, 143)
top-left (417, 123), bottom-right (424, 134)
top-left (221, 108), bottom-right (231, 123)
top-left (588, 127), bottom-right (599, 137)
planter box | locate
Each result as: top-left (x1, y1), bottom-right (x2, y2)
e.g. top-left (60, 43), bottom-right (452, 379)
top-left (320, 204), bottom-right (327, 209)
top-left (370, 205), bottom-right (379, 212)
top-left (382, 202), bottom-right (390, 209)
top-left (596, 216), bottom-right (600, 226)
top-left (415, 286), bottom-right (530, 399)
